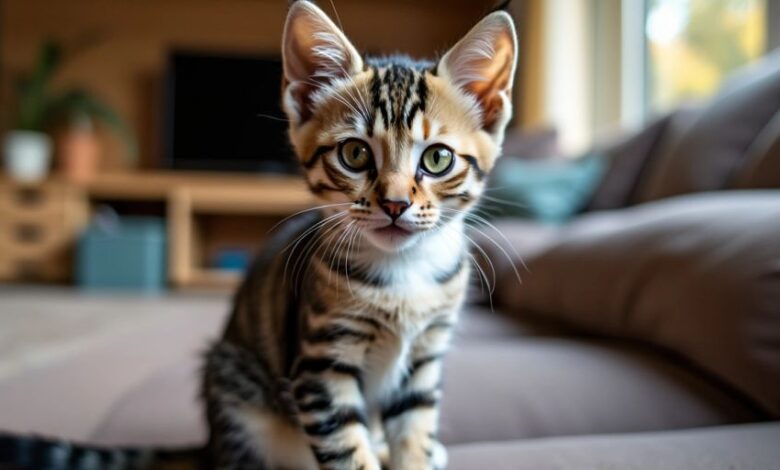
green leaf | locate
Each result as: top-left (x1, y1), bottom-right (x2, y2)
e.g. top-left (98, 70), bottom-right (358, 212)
top-left (45, 89), bottom-right (138, 165)
top-left (15, 40), bottom-right (62, 131)
top-left (12, 38), bottom-right (138, 166)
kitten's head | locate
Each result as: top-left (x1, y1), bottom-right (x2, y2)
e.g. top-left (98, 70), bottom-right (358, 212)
top-left (281, 1), bottom-right (517, 252)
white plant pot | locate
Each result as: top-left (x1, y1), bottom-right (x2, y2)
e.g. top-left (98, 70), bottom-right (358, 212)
top-left (3, 130), bottom-right (53, 182)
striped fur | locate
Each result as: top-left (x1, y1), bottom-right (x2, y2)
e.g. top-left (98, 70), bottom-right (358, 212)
top-left (0, 432), bottom-right (201, 470)
top-left (204, 2), bottom-right (517, 469)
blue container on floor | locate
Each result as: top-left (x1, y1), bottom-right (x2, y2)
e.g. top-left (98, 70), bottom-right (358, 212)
top-left (77, 216), bottom-right (167, 292)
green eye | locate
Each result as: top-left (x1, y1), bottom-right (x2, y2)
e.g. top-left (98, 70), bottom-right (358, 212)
top-left (338, 139), bottom-right (372, 172)
top-left (420, 145), bottom-right (454, 176)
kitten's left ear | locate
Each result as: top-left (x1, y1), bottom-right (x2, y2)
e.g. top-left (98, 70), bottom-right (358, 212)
top-left (282, 1), bottom-right (363, 123)
top-left (437, 11), bottom-right (518, 133)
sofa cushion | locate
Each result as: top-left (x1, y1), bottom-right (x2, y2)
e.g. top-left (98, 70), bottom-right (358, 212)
top-left (439, 339), bottom-right (759, 446)
top-left (733, 109), bottom-right (780, 189)
top-left (453, 307), bottom-right (553, 343)
top-left (0, 298), bottom-right (225, 443)
top-left (447, 422), bottom-right (780, 470)
top-left (465, 219), bottom-right (559, 306)
top-left (87, 306), bottom-right (541, 447)
top-left (89, 330), bottom-right (760, 448)
top-left (586, 112), bottom-right (674, 211)
top-left (496, 192), bottom-right (780, 416)
top-left (91, 357), bottom-right (207, 447)
top-left (637, 50), bottom-right (780, 201)
top-left (487, 155), bottom-right (605, 223)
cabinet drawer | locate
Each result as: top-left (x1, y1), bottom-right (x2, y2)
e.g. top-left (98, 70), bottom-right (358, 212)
top-left (0, 252), bottom-right (68, 281)
top-left (0, 184), bottom-right (65, 217)
top-left (0, 256), bottom-right (10, 280)
top-left (0, 216), bottom-right (66, 254)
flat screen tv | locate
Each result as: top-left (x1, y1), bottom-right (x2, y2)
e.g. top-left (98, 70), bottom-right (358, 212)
top-left (163, 51), bottom-right (297, 173)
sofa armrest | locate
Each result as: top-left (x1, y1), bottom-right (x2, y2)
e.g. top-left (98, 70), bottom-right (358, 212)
top-left (491, 191), bottom-right (780, 416)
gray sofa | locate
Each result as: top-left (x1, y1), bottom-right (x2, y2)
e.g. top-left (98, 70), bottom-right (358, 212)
top-left (2, 52), bottom-right (780, 469)
top-left (1, 285), bottom-right (778, 469)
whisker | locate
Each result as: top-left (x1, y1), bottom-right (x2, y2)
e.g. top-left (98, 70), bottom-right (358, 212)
top-left (443, 207), bottom-right (526, 271)
top-left (328, 0), bottom-right (344, 31)
top-left (439, 213), bottom-right (497, 301)
top-left (295, 215), bottom-right (351, 293)
top-left (269, 202), bottom-right (352, 234)
top-left (479, 194), bottom-right (529, 210)
top-left (338, 224), bottom-right (360, 293)
top-left (460, 230), bottom-right (497, 296)
top-left (256, 113), bottom-right (290, 123)
top-left (297, 216), bottom-right (347, 289)
top-left (440, 208), bottom-right (523, 289)
top-left (281, 210), bottom-right (344, 256)
top-left (466, 224), bottom-right (523, 288)
top-left (344, 223), bottom-right (361, 295)
top-left (328, 221), bottom-right (355, 286)
top-left (466, 214), bottom-right (527, 272)
top-left (283, 212), bottom-right (347, 286)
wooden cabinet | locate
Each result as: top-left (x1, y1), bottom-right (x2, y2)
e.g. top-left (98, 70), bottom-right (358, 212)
top-left (165, 176), bottom-right (314, 289)
top-left (1, 171), bottom-right (315, 289)
top-left (0, 181), bottom-right (89, 282)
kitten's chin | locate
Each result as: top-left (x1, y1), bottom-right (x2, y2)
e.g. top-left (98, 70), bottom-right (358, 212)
top-left (364, 225), bottom-right (420, 252)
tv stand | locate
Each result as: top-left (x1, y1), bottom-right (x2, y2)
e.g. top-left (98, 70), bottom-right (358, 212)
top-left (0, 171), bottom-right (314, 290)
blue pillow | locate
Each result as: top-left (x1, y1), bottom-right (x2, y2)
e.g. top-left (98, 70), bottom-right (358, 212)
top-left (484, 155), bottom-right (605, 224)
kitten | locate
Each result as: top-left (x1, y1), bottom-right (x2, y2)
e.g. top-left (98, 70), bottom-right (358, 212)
top-left (203, 1), bottom-right (517, 469)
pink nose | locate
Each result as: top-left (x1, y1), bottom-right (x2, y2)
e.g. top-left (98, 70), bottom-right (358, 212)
top-left (380, 199), bottom-right (410, 220)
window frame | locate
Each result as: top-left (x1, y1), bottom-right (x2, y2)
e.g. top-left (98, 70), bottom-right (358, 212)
top-left (623, 0), bottom-right (772, 124)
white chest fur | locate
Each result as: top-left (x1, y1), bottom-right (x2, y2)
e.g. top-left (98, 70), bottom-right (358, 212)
top-left (358, 260), bottom-right (467, 406)
top-left (363, 331), bottom-right (411, 405)
top-left (332, 221), bottom-right (468, 406)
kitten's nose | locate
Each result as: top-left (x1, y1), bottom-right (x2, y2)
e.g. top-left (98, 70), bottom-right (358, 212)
top-left (379, 198), bottom-right (410, 220)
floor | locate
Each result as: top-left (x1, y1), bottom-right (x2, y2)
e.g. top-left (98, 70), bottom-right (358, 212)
top-left (0, 284), bottom-right (230, 381)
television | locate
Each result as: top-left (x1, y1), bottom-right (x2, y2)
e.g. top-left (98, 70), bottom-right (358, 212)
top-left (163, 51), bottom-right (297, 173)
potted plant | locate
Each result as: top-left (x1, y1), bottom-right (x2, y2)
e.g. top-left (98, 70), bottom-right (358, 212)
top-left (4, 40), bottom-right (136, 183)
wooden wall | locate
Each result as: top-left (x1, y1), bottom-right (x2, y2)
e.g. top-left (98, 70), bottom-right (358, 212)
top-left (1, 0), bottom-right (522, 169)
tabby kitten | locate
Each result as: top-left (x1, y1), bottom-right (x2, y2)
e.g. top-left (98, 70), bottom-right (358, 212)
top-left (203, 2), bottom-right (517, 469)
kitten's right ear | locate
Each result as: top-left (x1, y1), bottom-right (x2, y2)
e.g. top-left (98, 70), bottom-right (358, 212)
top-left (282, 1), bottom-right (363, 123)
top-left (437, 10), bottom-right (517, 134)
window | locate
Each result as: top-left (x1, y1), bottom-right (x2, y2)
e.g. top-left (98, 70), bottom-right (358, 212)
top-left (645, 0), bottom-right (767, 112)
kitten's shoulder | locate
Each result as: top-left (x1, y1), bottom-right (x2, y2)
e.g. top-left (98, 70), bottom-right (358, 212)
top-left (233, 210), bottom-right (320, 298)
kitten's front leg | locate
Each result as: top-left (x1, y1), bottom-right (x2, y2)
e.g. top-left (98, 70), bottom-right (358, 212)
top-left (382, 318), bottom-right (453, 470)
top-left (292, 325), bottom-right (382, 470)
top-left (382, 380), bottom-right (445, 470)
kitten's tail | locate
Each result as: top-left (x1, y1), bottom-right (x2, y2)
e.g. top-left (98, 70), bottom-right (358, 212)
top-left (0, 432), bottom-right (205, 470)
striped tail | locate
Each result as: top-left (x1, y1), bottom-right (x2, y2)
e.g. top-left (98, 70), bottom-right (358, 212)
top-left (0, 432), bottom-right (204, 470)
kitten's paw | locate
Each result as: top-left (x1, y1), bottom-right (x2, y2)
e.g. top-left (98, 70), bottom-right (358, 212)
top-left (390, 440), bottom-right (447, 470)
top-left (430, 440), bottom-right (448, 470)
top-left (374, 440), bottom-right (391, 470)
top-left (352, 445), bottom-right (383, 470)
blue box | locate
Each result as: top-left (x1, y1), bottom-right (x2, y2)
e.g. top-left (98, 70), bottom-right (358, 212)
top-left (77, 216), bottom-right (167, 292)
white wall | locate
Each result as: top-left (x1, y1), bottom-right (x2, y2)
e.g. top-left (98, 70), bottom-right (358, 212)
top-left (542, 0), bottom-right (594, 154)
top-left (541, 0), bottom-right (652, 154)
top-left (770, 0), bottom-right (780, 50)
top-left (620, 0), bottom-right (647, 132)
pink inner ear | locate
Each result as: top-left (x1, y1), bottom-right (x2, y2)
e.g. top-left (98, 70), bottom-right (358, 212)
top-left (283, 4), bottom-right (363, 122)
top-left (288, 81), bottom-right (316, 123)
top-left (464, 32), bottom-right (515, 130)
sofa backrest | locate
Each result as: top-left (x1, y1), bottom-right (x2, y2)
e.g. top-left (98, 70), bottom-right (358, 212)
top-left (732, 108), bottom-right (780, 189)
top-left (496, 192), bottom-right (780, 417)
top-left (591, 49), bottom-right (780, 209)
top-left (586, 107), bottom-right (700, 211)
top-left (636, 48), bottom-right (780, 202)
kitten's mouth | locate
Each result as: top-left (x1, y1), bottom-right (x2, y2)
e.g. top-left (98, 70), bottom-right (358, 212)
top-left (365, 222), bottom-right (419, 252)
top-left (373, 224), bottom-right (413, 239)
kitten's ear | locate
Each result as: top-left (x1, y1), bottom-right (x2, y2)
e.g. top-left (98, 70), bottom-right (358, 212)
top-left (437, 11), bottom-right (518, 133)
top-left (282, 1), bottom-right (363, 122)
